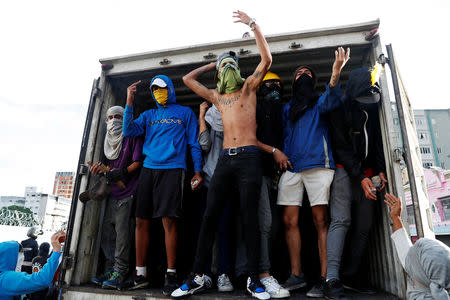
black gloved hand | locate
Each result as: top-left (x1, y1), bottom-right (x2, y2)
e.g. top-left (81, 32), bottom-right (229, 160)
top-left (105, 168), bottom-right (128, 183)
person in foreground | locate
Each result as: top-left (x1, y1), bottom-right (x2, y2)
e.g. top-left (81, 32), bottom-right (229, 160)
top-left (172, 10), bottom-right (272, 300)
top-left (0, 232), bottom-right (64, 300)
top-left (385, 193), bottom-right (450, 300)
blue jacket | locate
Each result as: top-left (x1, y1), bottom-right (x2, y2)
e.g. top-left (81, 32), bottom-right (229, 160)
top-left (0, 241), bottom-right (61, 299)
top-left (282, 84), bottom-right (341, 172)
top-left (123, 75), bottom-right (202, 172)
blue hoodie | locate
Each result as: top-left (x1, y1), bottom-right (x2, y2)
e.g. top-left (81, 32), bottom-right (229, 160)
top-left (0, 241), bottom-right (61, 299)
top-left (123, 75), bottom-right (202, 171)
top-left (282, 84), bottom-right (341, 172)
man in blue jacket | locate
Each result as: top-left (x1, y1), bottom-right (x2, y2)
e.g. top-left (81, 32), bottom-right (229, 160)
top-left (0, 232), bottom-right (64, 300)
top-left (278, 47), bottom-right (349, 297)
top-left (123, 75), bottom-right (203, 295)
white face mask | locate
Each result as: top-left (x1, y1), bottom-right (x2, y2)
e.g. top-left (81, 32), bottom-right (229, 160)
top-left (106, 118), bottom-right (123, 136)
top-left (15, 252), bottom-right (24, 272)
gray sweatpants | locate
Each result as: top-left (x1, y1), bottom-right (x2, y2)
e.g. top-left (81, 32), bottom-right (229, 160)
top-left (236, 176), bottom-right (272, 275)
top-left (100, 195), bottom-right (134, 275)
top-left (326, 167), bottom-right (352, 280)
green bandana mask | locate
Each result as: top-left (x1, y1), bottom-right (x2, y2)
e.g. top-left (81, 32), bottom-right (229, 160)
top-left (217, 64), bottom-right (245, 94)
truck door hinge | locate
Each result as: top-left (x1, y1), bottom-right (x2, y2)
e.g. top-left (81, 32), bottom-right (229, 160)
top-left (62, 255), bottom-right (73, 270)
top-left (78, 164), bottom-right (89, 175)
top-left (393, 148), bottom-right (404, 163)
top-left (377, 53), bottom-right (389, 66)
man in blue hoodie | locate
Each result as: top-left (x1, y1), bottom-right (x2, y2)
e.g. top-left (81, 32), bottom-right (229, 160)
top-left (0, 232), bottom-right (64, 300)
top-left (123, 75), bottom-right (203, 295)
top-left (278, 47), bottom-right (349, 297)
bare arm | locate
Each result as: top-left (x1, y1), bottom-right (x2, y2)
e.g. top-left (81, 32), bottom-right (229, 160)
top-left (329, 47), bottom-right (350, 88)
top-left (233, 11), bottom-right (272, 90)
top-left (127, 161), bottom-right (142, 174)
top-left (183, 62), bottom-right (217, 104)
top-left (199, 101), bottom-right (209, 134)
top-left (257, 140), bottom-right (292, 171)
top-left (384, 193), bottom-right (404, 232)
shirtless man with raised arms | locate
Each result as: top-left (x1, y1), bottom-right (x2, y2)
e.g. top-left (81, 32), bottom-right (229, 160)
top-left (171, 10), bottom-right (288, 300)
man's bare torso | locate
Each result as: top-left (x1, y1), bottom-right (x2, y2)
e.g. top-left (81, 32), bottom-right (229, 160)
top-left (214, 81), bottom-right (257, 149)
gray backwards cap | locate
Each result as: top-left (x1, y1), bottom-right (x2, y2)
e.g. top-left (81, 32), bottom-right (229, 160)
top-left (216, 51), bottom-right (239, 70)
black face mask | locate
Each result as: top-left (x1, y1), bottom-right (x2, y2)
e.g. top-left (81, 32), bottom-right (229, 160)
top-left (289, 73), bottom-right (318, 122)
top-left (260, 84), bottom-right (282, 102)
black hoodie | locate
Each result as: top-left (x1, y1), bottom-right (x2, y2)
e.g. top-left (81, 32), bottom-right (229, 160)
top-left (327, 67), bottom-right (386, 182)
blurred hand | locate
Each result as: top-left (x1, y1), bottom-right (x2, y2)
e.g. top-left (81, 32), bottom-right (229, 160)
top-left (332, 47), bottom-right (350, 73)
top-left (127, 80), bottom-right (141, 103)
top-left (199, 101), bottom-right (209, 118)
top-left (233, 10), bottom-right (251, 25)
top-left (51, 231), bottom-right (64, 253)
top-left (384, 193), bottom-right (402, 219)
top-left (191, 172), bottom-right (203, 191)
top-left (88, 162), bottom-right (103, 175)
top-left (379, 172), bottom-right (388, 191)
top-left (361, 177), bottom-right (377, 200)
top-left (273, 149), bottom-right (293, 171)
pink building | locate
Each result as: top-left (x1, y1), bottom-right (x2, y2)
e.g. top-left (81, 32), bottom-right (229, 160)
top-left (405, 167), bottom-right (450, 235)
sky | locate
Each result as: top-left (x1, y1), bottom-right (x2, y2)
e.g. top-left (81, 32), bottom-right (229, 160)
top-left (0, 0), bottom-right (449, 196)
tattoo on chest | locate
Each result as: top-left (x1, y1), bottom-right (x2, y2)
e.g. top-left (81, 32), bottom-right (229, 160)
top-left (218, 91), bottom-right (242, 107)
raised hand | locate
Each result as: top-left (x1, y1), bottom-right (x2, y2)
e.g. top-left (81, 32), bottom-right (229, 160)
top-left (233, 10), bottom-right (251, 25)
top-left (332, 47), bottom-right (350, 73)
top-left (127, 80), bottom-right (142, 104)
top-left (51, 231), bottom-right (65, 253)
top-left (384, 193), bottom-right (402, 219)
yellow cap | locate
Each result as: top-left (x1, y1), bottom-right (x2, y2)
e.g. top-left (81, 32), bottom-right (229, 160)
top-left (262, 71), bottom-right (281, 82)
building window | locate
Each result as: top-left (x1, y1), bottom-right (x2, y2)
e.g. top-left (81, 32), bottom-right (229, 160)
top-left (415, 119), bottom-right (424, 125)
top-left (439, 196), bottom-right (450, 221)
top-left (441, 162), bottom-right (445, 169)
top-left (418, 132), bottom-right (428, 141)
top-left (420, 147), bottom-right (431, 154)
top-left (423, 162), bottom-right (433, 168)
top-left (438, 147), bottom-right (442, 154)
top-left (406, 205), bottom-right (415, 225)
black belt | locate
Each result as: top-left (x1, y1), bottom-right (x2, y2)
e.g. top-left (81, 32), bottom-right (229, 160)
top-left (220, 145), bottom-right (259, 156)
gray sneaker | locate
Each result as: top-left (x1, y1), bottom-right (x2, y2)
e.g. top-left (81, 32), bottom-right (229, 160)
top-left (306, 277), bottom-right (325, 298)
top-left (217, 274), bottom-right (234, 292)
top-left (282, 273), bottom-right (307, 291)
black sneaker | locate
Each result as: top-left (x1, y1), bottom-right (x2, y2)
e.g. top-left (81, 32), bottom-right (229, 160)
top-left (129, 274), bottom-right (149, 290)
top-left (171, 274), bottom-right (205, 298)
top-left (282, 273), bottom-right (307, 291)
top-left (342, 278), bottom-right (376, 294)
top-left (306, 277), bottom-right (325, 298)
top-left (163, 272), bottom-right (179, 296)
top-left (324, 279), bottom-right (350, 300)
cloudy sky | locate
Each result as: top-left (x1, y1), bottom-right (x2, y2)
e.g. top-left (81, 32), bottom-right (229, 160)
top-left (0, 0), bottom-right (449, 196)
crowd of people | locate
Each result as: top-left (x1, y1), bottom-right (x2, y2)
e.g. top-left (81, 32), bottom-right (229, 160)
top-left (2, 10), bottom-right (449, 300)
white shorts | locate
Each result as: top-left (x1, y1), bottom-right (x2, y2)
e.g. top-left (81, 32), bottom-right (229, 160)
top-left (277, 167), bottom-right (335, 207)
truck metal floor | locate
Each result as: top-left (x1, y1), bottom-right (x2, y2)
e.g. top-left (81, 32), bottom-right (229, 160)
top-left (65, 285), bottom-right (400, 300)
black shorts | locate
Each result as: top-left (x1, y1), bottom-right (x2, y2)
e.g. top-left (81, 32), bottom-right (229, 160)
top-left (135, 168), bottom-right (185, 219)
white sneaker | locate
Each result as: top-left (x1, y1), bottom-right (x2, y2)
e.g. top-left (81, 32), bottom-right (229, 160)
top-left (262, 275), bottom-right (290, 299)
top-left (217, 273), bottom-right (234, 292)
top-left (171, 274), bottom-right (205, 298)
top-left (247, 277), bottom-right (271, 300)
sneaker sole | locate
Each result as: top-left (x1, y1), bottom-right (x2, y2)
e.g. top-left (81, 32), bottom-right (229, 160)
top-left (246, 287), bottom-right (270, 300)
top-left (284, 282), bottom-right (307, 291)
top-left (342, 284), bottom-right (376, 294)
top-left (172, 286), bottom-right (205, 298)
top-left (102, 283), bottom-right (120, 290)
top-left (306, 292), bottom-right (324, 298)
top-left (269, 292), bottom-right (291, 299)
top-left (129, 282), bottom-right (149, 290)
top-left (218, 287), bottom-right (234, 292)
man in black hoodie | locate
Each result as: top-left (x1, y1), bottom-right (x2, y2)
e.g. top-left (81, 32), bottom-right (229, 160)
top-left (324, 67), bottom-right (387, 299)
